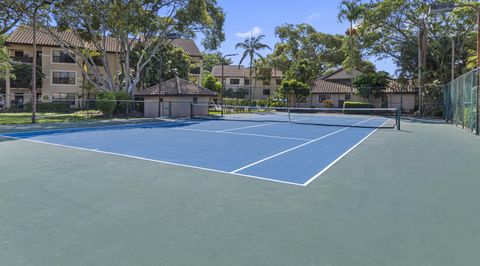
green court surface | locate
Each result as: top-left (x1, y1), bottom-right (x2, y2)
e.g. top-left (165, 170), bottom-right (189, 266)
top-left (1, 120), bottom-right (480, 265)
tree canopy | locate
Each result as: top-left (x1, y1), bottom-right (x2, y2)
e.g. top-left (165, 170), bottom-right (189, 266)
top-left (37, 0), bottom-right (225, 95)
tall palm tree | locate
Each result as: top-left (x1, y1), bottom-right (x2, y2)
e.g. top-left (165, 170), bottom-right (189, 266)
top-left (338, 0), bottom-right (364, 98)
top-left (235, 34), bottom-right (271, 103)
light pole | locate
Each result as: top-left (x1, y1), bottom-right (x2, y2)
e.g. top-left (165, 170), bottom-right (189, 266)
top-left (431, 3), bottom-right (480, 135)
top-left (31, 0), bottom-right (53, 124)
top-left (220, 53), bottom-right (237, 104)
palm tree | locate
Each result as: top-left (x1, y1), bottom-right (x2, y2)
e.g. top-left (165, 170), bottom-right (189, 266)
top-left (235, 35), bottom-right (271, 103)
top-left (338, 0), bottom-right (364, 98)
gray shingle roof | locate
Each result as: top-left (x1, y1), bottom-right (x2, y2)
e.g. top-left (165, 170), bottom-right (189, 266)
top-left (6, 25), bottom-right (201, 57)
top-left (136, 77), bottom-right (217, 97)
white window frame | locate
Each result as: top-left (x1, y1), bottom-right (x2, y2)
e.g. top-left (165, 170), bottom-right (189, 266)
top-left (51, 70), bottom-right (78, 86)
top-left (50, 48), bottom-right (76, 65)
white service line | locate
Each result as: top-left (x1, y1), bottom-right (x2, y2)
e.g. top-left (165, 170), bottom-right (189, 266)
top-left (302, 118), bottom-right (391, 186)
top-left (0, 135), bottom-right (305, 187)
top-left (173, 127), bottom-right (312, 141)
top-left (217, 122), bottom-right (276, 132)
top-left (231, 117), bottom-right (375, 174)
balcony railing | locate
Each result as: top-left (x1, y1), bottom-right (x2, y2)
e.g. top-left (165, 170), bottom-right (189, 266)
top-left (11, 56), bottom-right (42, 66)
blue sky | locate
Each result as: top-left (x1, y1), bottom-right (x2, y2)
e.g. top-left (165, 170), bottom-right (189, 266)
top-left (195, 0), bottom-right (396, 75)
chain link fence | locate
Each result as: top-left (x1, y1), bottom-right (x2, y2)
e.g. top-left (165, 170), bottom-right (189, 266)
top-left (444, 68), bottom-right (479, 135)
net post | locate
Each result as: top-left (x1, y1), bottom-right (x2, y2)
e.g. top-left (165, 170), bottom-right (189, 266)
top-left (190, 102), bottom-right (194, 119)
top-left (396, 108), bottom-right (401, 130)
top-left (221, 104), bottom-right (224, 117)
top-left (288, 108), bottom-right (291, 123)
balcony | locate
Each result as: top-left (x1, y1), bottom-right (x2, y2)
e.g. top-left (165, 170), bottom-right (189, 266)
top-left (11, 56), bottom-right (42, 66)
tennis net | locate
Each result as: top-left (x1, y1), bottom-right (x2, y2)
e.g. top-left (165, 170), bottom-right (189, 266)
top-left (191, 104), bottom-right (401, 130)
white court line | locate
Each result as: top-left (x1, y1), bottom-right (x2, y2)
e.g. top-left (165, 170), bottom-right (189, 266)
top-left (303, 119), bottom-right (391, 186)
top-left (217, 122), bottom-right (276, 132)
top-left (231, 118), bottom-right (375, 174)
top-left (0, 135), bottom-right (305, 187)
top-left (173, 127), bottom-right (312, 141)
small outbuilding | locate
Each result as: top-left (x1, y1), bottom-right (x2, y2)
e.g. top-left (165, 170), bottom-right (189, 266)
top-left (136, 77), bottom-right (217, 118)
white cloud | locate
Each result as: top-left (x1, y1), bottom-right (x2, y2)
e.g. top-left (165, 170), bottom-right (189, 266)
top-left (306, 13), bottom-right (320, 21)
top-left (235, 26), bottom-right (262, 38)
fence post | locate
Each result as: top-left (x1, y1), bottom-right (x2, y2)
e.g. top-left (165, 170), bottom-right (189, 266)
top-left (397, 108), bottom-right (401, 130)
top-left (126, 100), bottom-right (129, 119)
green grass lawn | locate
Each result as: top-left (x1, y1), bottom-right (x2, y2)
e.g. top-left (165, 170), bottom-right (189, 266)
top-left (0, 111), bottom-right (103, 124)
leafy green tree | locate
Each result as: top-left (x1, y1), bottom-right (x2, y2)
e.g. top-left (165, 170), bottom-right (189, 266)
top-left (353, 71), bottom-right (389, 102)
top-left (0, 35), bottom-right (13, 81)
top-left (0, 0), bottom-right (37, 34)
top-left (202, 73), bottom-right (222, 94)
top-left (235, 34), bottom-right (271, 102)
top-left (202, 52), bottom-right (233, 73)
top-left (137, 45), bottom-right (192, 89)
top-left (276, 79), bottom-right (310, 107)
top-left (10, 62), bottom-right (45, 87)
top-left (359, 0), bottom-right (478, 84)
top-left (274, 24), bottom-right (346, 79)
top-left (338, 0), bottom-right (365, 94)
top-left (40, 0), bottom-right (225, 95)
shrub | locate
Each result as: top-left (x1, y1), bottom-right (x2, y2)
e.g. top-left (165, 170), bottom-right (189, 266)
top-left (24, 102), bottom-right (71, 113)
top-left (343, 101), bottom-right (373, 109)
top-left (113, 91), bottom-right (131, 115)
top-left (97, 91), bottom-right (116, 117)
top-left (343, 101), bottom-right (373, 114)
top-left (322, 99), bottom-right (334, 108)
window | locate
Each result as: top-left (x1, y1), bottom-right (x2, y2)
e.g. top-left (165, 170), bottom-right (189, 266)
top-left (52, 92), bottom-right (76, 105)
top-left (230, 79), bottom-right (240, 85)
top-left (318, 94), bottom-right (331, 103)
top-left (52, 71), bottom-right (76, 85)
top-left (244, 79), bottom-right (250, 85)
top-left (263, 80), bottom-right (271, 86)
top-left (52, 49), bottom-right (75, 63)
top-left (193, 97), bottom-right (198, 104)
top-left (263, 89), bottom-right (271, 96)
top-left (14, 51), bottom-right (24, 57)
top-left (276, 79), bottom-right (282, 86)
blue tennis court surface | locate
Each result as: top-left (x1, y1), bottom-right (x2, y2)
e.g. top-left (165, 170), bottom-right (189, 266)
top-left (1, 117), bottom-right (390, 186)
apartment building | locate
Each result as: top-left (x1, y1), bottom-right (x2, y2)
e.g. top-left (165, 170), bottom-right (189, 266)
top-left (3, 26), bottom-right (203, 108)
top-left (211, 65), bottom-right (283, 100)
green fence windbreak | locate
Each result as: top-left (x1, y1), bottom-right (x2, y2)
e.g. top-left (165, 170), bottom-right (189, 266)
top-left (445, 68), bottom-right (479, 135)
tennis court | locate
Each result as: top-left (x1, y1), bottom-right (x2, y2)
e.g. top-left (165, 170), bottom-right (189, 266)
top-left (0, 108), bottom-right (397, 186)
top-left (2, 115), bottom-right (480, 265)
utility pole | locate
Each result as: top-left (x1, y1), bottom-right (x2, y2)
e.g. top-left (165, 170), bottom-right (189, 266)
top-left (31, 0), bottom-right (53, 124)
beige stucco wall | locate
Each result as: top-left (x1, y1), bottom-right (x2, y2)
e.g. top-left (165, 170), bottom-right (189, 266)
top-left (220, 76), bottom-right (281, 100)
top-left (144, 96), bottom-right (211, 118)
top-left (5, 44), bottom-right (121, 108)
top-left (388, 94), bottom-right (416, 111)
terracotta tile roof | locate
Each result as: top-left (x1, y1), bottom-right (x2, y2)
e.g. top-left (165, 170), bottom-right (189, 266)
top-left (170, 39), bottom-right (201, 57)
top-left (6, 26), bottom-right (121, 52)
top-left (6, 25), bottom-right (201, 57)
top-left (211, 65), bottom-right (283, 78)
top-left (136, 77), bottom-right (217, 97)
top-left (385, 80), bottom-right (417, 93)
top-left (212, 65), bottom-right (245, 77)
top-left (244, 68), bottom-right (283, 78)
top-left (310, 79), bottom-right (354, 94)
